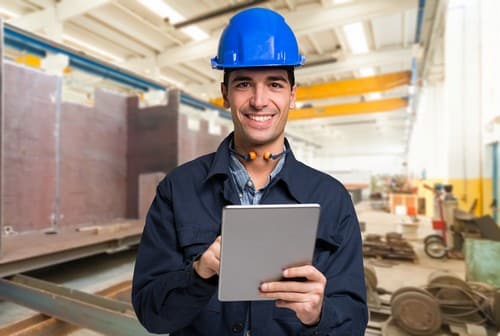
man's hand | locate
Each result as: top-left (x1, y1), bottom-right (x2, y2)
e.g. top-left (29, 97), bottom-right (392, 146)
top-left (259, 265), bottom-right (326, 326)
top-left (193, 236), bottom-right (221, 279)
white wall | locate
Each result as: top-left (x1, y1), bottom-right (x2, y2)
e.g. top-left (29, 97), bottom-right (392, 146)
top-left (408, 84), bottom-right (447, 178)
top-left (408, 0), bottom-right (484, 180)
top-left (480, 0), bottom-right (500, 146)
top-left (310, 155), bottom-right (406, 177)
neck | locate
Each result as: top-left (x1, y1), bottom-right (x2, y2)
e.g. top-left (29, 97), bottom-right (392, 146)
top-left (233, 137), bottom-right (285, 159)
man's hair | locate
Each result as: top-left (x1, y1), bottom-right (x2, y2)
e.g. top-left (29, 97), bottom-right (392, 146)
top-left (223, 67), bottom-right (295, 89)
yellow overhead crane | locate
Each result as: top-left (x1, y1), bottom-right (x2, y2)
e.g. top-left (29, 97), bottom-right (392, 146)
top-left (210, 71), bottom-right (411, 120)
top-left (288, 98), bottom-right (408, 120)
top-left (294, 71), bottom-right (410, 101)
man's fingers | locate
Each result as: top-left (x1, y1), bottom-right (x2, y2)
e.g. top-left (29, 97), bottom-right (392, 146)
top-left (194, 236), bottom-right (222, 279)
top-left (259, 291), bottom-right (310, 302)
top-left (260, 281), bottom-right (318, 293)
top-left (212, 236), bottom-right (221, 260)
top-left (283, 265), bottom-right (326, 283)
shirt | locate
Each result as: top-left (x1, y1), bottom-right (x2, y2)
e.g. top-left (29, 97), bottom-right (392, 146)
top-left (228, 142), bottom-right (286, 335)
top-left (228, 141), bottom-right (286, 205)
top-left (132, 132), bottom-right (368, 336)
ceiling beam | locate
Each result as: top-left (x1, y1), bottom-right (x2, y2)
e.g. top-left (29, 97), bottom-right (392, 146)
top-left (71, 17), bottom-right (154, 57)
top-left (156, 0), bottom-right (416, 67)
top-left (57, 0), bottom-right (109, 20)
top-left (282, 0), bottom-right (417, 35)
top-left (10, 0), bottom-right (110, 31)
top-left (89, 7), bottom-right (174, 52)
top-left (25, 0), bottom-right (55, 8)
top-left (307, 34), bottom-right (323, 54)
top-left (297, 47), bottom-right (413, 79)
top-left (288, 98), bottom-right (408, 120)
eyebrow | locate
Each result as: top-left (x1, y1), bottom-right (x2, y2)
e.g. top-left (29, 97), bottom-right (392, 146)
top-left (230, 75), bottom-right (289, 83)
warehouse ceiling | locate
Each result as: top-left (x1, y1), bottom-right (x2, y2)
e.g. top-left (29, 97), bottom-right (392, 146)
top-left (0, 0), bottom-right (444, 157)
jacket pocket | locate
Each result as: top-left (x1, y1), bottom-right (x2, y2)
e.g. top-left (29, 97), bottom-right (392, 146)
top-left (177, 228), bottom-right (218, 260)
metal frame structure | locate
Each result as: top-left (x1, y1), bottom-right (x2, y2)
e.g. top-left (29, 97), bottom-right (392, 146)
top-left (0, 275), bottom-right (161, 336)
top-left (0, 233), bottom-right (141, 278)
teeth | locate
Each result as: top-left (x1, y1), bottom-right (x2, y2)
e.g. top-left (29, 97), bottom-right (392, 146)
top-left (249, 115), bottom-right (272, 122)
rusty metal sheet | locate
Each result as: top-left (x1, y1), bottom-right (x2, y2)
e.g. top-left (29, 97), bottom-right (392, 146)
top-left (60, 89), bottom-right (128, 227)
top-left (3, 63), bottom-right (58, 233)
top-left (177, 114), bottom-right (231, 165)
top-left (126, 90), bottom-right (179, 218)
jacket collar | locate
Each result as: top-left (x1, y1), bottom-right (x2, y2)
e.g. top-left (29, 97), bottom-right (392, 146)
top-left (205, 133), bottom-right (234, 181)
top-left (205, 132), bottom-right (306, 203)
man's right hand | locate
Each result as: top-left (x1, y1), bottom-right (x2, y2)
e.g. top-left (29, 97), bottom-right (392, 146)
top-left (193, 236), bottom-right (221, 279)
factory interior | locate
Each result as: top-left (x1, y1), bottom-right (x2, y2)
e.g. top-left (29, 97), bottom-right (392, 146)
top-left (0, 0), bottom-right (499, 335)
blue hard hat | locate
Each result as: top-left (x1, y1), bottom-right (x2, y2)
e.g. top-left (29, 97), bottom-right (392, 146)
top-left (211, 7), bottom-right (305, 70)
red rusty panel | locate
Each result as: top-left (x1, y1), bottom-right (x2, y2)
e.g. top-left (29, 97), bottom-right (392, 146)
top-left (126, 90), bottom-right (179, 218)
top-left (60, 89), bottom-right (128, 227)
top-left (3, 63), bottom-right (58, 233)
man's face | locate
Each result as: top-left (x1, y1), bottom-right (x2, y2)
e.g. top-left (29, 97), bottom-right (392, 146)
top-left (221, 68), bottom-right (296, 149)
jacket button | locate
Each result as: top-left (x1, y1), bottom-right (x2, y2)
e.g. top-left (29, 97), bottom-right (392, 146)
top-left (231, 321), bottom-right (244, 333)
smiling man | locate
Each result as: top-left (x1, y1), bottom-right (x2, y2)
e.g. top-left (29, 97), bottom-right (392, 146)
top-left (132, 7), bottom-right (368, 336)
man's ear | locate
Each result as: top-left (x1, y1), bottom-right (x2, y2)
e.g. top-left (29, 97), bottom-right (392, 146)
top-left (289, 85), bottom-right (297, 109)
top-left (221, 83), bottom-right (230, 108)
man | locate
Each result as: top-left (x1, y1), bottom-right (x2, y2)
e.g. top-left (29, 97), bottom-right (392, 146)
top-left (132, 7), bottom-right (368, 335)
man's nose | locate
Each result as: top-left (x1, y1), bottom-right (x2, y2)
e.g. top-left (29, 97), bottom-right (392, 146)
top-left (249, 85), bottom-right (268, 109)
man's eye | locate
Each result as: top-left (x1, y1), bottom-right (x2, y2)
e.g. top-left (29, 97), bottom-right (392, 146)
top-left (270, 82), bottom-right (284, 88)
top-left (235, 82), bottom-right (250, 88)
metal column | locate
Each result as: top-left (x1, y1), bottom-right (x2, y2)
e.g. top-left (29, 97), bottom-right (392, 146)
top-left (493, 142), bottom-right (498, 223)
top-left (0, 19), bottom-right (4, 257)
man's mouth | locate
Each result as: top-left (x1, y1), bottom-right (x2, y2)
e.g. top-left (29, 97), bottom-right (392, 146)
top-left (246, 114), bottom-right (273, 122)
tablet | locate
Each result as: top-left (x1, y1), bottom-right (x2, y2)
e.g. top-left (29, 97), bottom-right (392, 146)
top-left (218, 203), bottom-right (320, 301)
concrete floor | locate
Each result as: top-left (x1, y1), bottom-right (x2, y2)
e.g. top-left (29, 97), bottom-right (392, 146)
top-left (356, 201), bottom-right (466, 292)
top-left (0, 202), bottom-right (478, 335)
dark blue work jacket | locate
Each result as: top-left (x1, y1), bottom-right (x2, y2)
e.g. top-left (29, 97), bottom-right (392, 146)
top-left (132, 134), bottom-right (368, 335)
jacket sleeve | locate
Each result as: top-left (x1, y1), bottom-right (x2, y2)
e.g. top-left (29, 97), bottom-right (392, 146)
top-left (306, 189), bottom-right (368, 336)
top-left (131, 179), bottom-right (217, 334)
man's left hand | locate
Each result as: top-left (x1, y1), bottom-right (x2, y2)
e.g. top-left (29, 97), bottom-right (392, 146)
top-left (259, 265), bottom-right (326, 326)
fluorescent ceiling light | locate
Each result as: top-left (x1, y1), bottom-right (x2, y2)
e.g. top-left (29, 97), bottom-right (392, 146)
top-left (343, 22), bottom-right (369, 54)
top-left (181, 26), bottom-right (210, 42)
top-left (408, 85), bottom-right (416, 95)
top-left (0, 7), bottom-right (20, 18)
top-left (138, 0), bottom-right (209, 41)
top-left (138, 0), bottom-right (183, 23)
top-left (366, 92), bottom-right (382, 100)
top-left (62, 34), bottom-right (125, 63)
top-left (359, 67), bottom-right (375, 77)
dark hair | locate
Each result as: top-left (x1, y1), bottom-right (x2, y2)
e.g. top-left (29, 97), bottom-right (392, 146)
top-left (223, 67), bottom-right (295, 88)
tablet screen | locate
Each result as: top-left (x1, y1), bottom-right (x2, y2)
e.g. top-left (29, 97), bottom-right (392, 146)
top-left (218, 204), bottom-right (320, 301)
